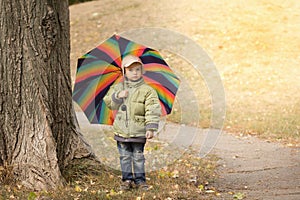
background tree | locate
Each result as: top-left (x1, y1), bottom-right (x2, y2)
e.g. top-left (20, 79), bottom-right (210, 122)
top-left (0, 1), bottom-right (92, 190)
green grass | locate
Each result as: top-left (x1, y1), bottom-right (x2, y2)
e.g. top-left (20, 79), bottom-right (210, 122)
top-left (161, 50), bottom-right (300, 147)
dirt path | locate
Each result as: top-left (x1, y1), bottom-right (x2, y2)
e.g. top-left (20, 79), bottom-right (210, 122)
top-left (152, 121), bottom-right (300, 199)
top-left (211, 132), bottom-right (300, 200)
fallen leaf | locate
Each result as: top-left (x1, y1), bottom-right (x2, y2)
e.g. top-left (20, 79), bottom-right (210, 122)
top-left (90, 179), bottom-right (95, 185)
top-left (198, 184), bottom-right (204, 191)
top-left (74, 185), bottom-right (82, 192)
top-left (233, 192), bottom-right (245, 199)
top-left (172, 170), bottom-right (179, 178)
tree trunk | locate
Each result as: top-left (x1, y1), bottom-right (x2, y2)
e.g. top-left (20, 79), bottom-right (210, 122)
top-left (0, 0), bottom-right (92, 190)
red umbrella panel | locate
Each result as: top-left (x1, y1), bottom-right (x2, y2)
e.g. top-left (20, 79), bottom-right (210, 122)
top-left (72, 34), bottom-right (180, 124)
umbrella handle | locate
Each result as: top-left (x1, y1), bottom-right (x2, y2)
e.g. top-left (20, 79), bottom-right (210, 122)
top-left (122, 73), bottom-right (129, 127)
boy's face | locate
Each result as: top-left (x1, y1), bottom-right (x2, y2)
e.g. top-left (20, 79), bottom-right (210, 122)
top-left (125, 62), bottom-right (143, 81)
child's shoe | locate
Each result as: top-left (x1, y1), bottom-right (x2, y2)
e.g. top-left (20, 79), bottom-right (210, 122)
top-left (136, 182), bottom-right (149, 191)
top-left (120, 180), bottom-right (133, 191)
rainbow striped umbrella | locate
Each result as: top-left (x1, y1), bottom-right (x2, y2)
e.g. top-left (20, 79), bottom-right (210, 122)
top-left (72, 34), bottom-right (180, 124)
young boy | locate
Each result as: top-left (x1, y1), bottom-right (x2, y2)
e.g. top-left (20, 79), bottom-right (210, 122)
top-left (104, 55), bottom-right (161, 191)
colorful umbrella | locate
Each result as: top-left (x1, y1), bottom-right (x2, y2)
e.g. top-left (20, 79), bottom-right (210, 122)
top-left (72, 34), bottom-right (180, 124)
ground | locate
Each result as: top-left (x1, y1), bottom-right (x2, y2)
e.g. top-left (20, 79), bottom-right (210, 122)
top-left (70, 0), bottom-right (300, 199)
top-left (211, 131), bottom-right (300, 199)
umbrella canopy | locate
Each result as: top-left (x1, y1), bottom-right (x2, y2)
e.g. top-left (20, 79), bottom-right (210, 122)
top-left (72, 34), bottom-right (180, 124)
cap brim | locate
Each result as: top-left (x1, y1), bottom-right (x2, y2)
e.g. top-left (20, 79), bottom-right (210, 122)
top-left (123, 61), bottom-right (143, 68)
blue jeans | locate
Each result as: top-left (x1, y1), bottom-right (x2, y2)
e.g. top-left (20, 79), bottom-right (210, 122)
top-left (117, 141), bottom-right (146, 184)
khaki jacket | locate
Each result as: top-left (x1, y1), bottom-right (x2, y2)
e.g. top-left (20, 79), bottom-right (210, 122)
top-left (104, 78), bottom-right (161, 138)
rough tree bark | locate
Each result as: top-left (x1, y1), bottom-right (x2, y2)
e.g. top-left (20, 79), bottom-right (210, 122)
top-left (0, 1), bottom-right (92, 190)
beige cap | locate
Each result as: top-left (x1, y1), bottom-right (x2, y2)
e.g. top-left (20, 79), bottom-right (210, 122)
top-left (121, 55), bottom-right (143, 68)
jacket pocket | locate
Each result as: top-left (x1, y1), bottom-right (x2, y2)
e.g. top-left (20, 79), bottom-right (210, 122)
top-left (130, 116), bottom-right (146, 136)
top-left (134, 115), bottom-right (145, 124)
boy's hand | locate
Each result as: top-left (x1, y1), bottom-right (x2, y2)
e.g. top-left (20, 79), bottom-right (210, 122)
top-left (146, 131), bottom-right (154, 139)
top-left (117, 90), bottom-right (128, 98)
